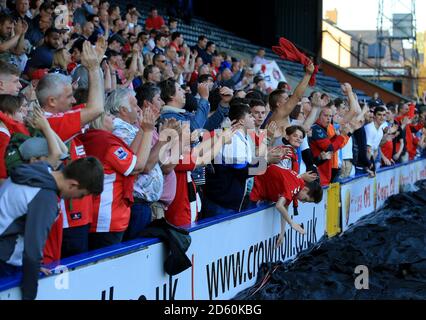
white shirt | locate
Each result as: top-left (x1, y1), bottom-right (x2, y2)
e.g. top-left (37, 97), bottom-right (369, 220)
top-left (341, 136), bottom-right (353, 160)
top-left (215, 130), bottom-right (253, 165)
top-left (364, 121), bottom-right (387, 152)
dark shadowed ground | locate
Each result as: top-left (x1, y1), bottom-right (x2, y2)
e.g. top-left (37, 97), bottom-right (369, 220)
top-left (235, 180), bottom-right (426, 300)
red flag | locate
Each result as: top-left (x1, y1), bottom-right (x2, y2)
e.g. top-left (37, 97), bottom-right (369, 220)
top-left (272, 37), bottom-right (318, 86)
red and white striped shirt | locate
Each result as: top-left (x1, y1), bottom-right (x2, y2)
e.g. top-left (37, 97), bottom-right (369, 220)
top-left (91, 145), bottom-right (137, 233)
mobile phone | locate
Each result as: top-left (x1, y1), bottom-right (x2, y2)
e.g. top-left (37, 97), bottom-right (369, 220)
top-left (72, 76), bottom-right (80, 85)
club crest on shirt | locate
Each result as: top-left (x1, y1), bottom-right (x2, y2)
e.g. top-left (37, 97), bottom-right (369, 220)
top-left (70, 212), bottom-right (82, 220)
top-left (114, 147), bottom-right (128, 160)
top-left (74, 145), bottom-right (86, 157)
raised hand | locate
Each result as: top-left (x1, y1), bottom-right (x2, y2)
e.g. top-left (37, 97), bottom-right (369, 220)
top-left (198, 82), bottom-right (210, 100)
top-left (219, 86), bottom-right (234, 104)
top-left (140, 108), bottom-right (156, 132)
top-left (341, 83), bottom-right (353, 96)
top-left (95, 37), bottom-right (107, 61)
top-left (305, 61), bottom-right (315, 75)
top-left (160, 118), bottom-right (182, 136)
top-left (14, 19), bottom-right (24, 35)
top-left (401, 116), bottom-right (412, 127)
top-left (132, 43), bottom-right (141, 55)
top-left (101, 60), bottom-right (110, 73)
top-left (191, 129), bottom-right (203, 143)
top-left (216, 127), bottom-right (235, 145)
top-left (267, 146), bottom-right (285, 164)
top-left (340, 123), bottom-right (353, 136)
top-left (300, 170), bottom-right (318, 183)
top-left (81, 41), bottom-right (101, 70)
top-left (28, 106), bottom-right (50, 131)
top-left (266, 120), bottom-right (278, 140)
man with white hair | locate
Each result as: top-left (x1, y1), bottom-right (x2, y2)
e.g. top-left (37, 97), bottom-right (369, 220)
top-left (36, 41), bottom-right (104, 258)
top-left (105, 87), bottom-right (154, 239)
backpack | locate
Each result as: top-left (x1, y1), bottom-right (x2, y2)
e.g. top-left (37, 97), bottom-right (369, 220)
top-left (4, 128), bottom-right (43, 176)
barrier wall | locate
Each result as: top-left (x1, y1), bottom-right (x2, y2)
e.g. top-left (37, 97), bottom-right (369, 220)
top-left (0, 159), bottom-right (425, 300)
top-left (0, 195), bottom-right (327, 300)
top-left (340, 159), bottom-right (426, 232)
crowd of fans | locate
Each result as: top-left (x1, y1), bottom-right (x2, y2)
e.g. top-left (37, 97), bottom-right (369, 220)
top-left (0, 0), bottom-right (426, 300)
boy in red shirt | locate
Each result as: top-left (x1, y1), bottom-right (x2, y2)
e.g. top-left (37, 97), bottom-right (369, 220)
top-left (250, 167), bottom-right (322, 245)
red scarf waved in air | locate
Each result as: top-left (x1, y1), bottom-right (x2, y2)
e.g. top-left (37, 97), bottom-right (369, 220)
top-left (272, 37), bottom-right (319, 86)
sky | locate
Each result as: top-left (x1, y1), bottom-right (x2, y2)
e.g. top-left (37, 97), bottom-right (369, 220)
top-left (323, 0), bottom-right (426, 32)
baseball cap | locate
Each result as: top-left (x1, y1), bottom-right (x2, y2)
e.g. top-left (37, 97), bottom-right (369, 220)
top-left (19, 137), bottom-right (49, 161)
top-left (19, 137), bottom-right (69, 161)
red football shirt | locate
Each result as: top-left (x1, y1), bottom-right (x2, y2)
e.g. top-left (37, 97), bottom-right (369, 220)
top-left (165, 154), bottom-right (199, 227)
top-left (276, 145), bottom-right (299, 173)
top-left (145, 16), bottom-right (165, 31)
top-left (91, 145), bottom-right (137, 233)
top-left (0, 127), bottom-right (10, 179)
top-left (250, 165), bottom-right (305, 206)
top-left (43, 205), bottom-right (63, 265)
top-left (381, 140), bottom-right (393, 161)
top-left (45, 108), bottom-right (93, 228)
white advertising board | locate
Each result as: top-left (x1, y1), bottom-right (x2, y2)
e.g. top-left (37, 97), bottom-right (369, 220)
top-left (0, 193), bottom-right (327, 300)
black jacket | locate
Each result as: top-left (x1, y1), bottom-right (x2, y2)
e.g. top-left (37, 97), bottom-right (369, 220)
top-left (205, 164), bottom-right (251, 212)
top-left (139, 219), bottom-right (192, 276)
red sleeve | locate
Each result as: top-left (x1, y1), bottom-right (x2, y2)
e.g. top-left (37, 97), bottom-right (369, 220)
top-left (312, 139), bottom-right (329, 152)
top-left (310, 124), bottom-right (346, 154)
top-left (46, 110), bottom-right (82, 142)
top-left (329, 135), bottom-right (346, 151)
top-left (190, 72), bottom-right (198, 84)
top-left (105, 145), bottom-right (137, 176)
top-left (282, 171), bottom-right (305, 206)
top-left (43, 212), bottom-right (63, 265)
top-left (282, 189), bottom-right (293, 207)
top-left (145, 18), bottom-right (153, 30)
top-left (175, 153), bottom-right (197, 172)
top-left (159, 16), bottom-right (165, 26)
top-left (0, 130), bottom-right (11, 179)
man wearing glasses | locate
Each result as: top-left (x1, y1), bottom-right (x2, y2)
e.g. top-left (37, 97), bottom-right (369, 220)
top-left (153, 53), bottom-right (168, 72)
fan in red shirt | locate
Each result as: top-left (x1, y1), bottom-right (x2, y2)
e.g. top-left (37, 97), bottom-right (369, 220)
top-left (79, 109), bottom-right (156, 249)
top-left (36, 41), bottom-right (105, 257)
top-left (250, 166), bottom-right (322, 246)
top-left (145, 7), bottom-right (165, 31)
top-left (395, 102), bottom-right (420, 161)
top-left (165, 124), bottom-right (236, 227)
top-left (0, 97), bottom-right (66, 265)
top-left (0, 96), bottom-right (30, 182)
top-left (380, 123), bottom-right (402, 166)
top-left (309, 106), bottom-right (350, 186)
